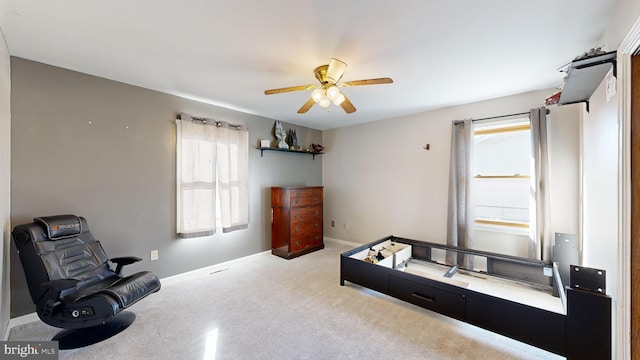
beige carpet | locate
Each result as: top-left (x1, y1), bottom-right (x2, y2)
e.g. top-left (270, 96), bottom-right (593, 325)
top-left (8, 240), bottom-right (563, 360)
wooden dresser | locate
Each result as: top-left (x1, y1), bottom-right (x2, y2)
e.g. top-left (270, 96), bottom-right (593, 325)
top-left (271, 186), bottom-right (324, 259)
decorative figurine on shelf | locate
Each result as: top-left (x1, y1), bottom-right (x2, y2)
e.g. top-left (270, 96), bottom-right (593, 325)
top-left (274, 120), bottom-right (288, 149)
top-left (311, 143), bottom-right (324, 153)
top-left (288, 128), bottom-right (300, 150)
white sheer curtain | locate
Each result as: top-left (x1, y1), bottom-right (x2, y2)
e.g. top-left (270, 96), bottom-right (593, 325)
top-left (446, 119), bottom-right (475, 267)
top-left (176, 113), bottom-right (249, 238)
top-left (529, 107), bottom-right (551, 260)
top-left (216, 121), bottom-right (249, 233)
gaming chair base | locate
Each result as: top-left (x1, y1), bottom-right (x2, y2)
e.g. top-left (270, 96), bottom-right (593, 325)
top-left (52, 311), bottom-right (136, 350)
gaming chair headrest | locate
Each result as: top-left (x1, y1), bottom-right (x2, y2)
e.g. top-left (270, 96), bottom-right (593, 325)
top-left (34, 215), bottom-right (83, 240)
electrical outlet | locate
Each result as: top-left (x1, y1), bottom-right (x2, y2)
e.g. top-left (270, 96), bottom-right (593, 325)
top-left (343, 223), bottom-right (348, 230)
top-left (150, 250), bottom-right (158, 261)
top-left (331, 220), bottom-right (335, 227)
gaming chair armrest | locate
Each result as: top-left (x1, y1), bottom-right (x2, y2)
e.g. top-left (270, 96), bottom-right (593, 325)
top-left (110, 257), bottom-right (142, 275)
top-left (39, 279), bottom-right (80, 318)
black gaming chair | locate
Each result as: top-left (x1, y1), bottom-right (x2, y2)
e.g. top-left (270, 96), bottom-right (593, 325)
top-left (12, 215), bottom-right (161, 349)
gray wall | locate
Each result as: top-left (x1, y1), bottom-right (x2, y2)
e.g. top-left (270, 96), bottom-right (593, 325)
top-left (1, 30), bottom-right (12, 337)
top-left (322, 89), bottom-right (581, 253)
top-left (10, 57), bottom-right (322, 316)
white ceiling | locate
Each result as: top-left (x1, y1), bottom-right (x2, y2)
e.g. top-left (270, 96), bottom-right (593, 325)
top-left (0, 0), bottom-right (616, 130)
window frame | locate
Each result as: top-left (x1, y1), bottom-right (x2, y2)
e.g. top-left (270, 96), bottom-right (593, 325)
top-left (473, 121), bottom-right (531, 230)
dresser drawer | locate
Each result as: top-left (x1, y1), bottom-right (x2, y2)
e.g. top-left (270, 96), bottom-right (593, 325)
top-left (290, 220), bottom-right (322, 237)
top-left (291, 206), bottom-right (322, 223)
top-left (290, 233), bottom-right (323, 252)
top-left (290, 188), bottom-right (322, 198)
top-left (290, 195), bottom-right (322, 207)
top-left (389, 275), bottom-right (466, 320)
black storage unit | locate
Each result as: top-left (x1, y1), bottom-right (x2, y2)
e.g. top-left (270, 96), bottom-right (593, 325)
top-left (340, 235), bottom-right (611, 359)
top-left (566, 287), bottom-right (612, 359)
top-left (389, 274), bottom-right (467, 321)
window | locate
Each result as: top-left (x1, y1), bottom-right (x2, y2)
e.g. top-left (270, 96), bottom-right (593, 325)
top-left (448, 108), bottom-right (549, 261)
top-left (473, 120), bottom-right (531, 230)
top-left (176, 113), bottom-right (249, 238)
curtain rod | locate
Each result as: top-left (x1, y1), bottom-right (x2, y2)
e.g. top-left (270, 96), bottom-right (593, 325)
top-left (453, 111), bottom-right (530, 125)
top-left (174, 114), bottom-right (243, 129)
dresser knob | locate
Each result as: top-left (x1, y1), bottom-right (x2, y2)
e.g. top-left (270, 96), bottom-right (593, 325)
top-left (314, 198), bottom-right (319, 203)
top-left (296, 241), bottom-right (300, 246)
top-left (314, 211), bottom-right (319, 216)
top-left (295, 227), bottom-right (299, 232)
top-left (314, 223), bottom-right (319, 228)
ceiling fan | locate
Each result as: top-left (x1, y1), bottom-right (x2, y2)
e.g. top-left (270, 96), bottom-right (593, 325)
top-left (264, 58), bottom-right (393, 114)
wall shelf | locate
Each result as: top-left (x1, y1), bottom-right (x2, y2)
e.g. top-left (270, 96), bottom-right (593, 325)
top-left (257, 147), bottom-right (323, 160)
top-left (558, 51), bottom-right (617, 111)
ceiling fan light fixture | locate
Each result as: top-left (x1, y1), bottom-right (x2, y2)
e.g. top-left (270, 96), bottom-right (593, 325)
top-left (326, 85), bottom-right (341, 100)
top-left (263, 57), bottom-right (392, 115)
top-left (318, 96), bottom-right (331, 108)
top-left (326, 58), bottom-right (347, 83)
top-left (311, 88), bottom-right (324, 102)
top-left (332, 92), bottom-right (345, 105)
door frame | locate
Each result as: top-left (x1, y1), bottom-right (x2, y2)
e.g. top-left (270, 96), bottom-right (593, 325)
top-left (618, 17), bottom-right (640, 360)
top-left (631, 54), bottom-right (640, 360)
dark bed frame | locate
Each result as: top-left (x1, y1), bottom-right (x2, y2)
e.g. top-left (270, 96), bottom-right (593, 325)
top-left (340, 235), bottom-right (611, 359)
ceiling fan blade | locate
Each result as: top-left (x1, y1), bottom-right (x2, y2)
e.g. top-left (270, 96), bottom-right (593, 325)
top-left (339, 94), bottom-right (356, 114)
top-left (325, 58), bottom-right (347, 84)
top-left (297, 98), bottom-right (316, 114)
top-left (341, 78), bottom-right (393, 87)
top-left (264, 85), bottom-right (315, 95)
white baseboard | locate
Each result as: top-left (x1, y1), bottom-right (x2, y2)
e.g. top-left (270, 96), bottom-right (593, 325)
top-left (160, 249), bottom-right (272, 286)
top-left (4, 312), bottom-right (39, 340)
top-left (323, 237), bottom-right (362, 248)
top-left (164, 240), bottom-right (363, 286)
